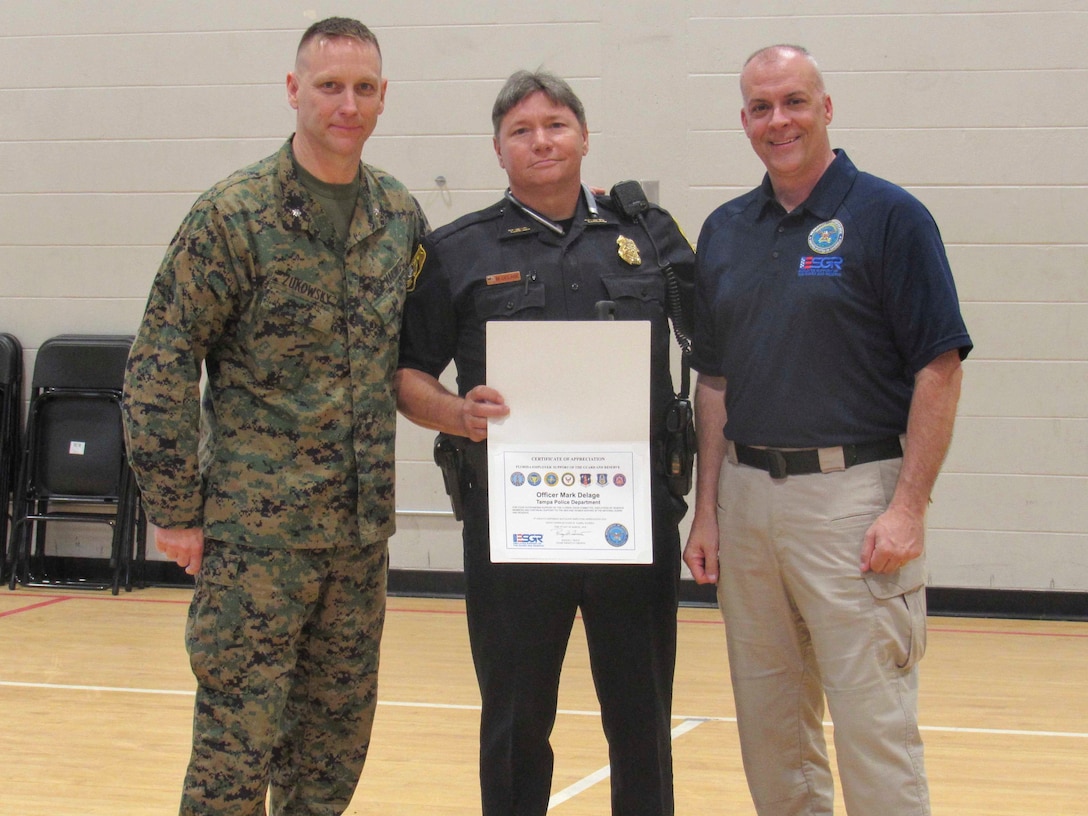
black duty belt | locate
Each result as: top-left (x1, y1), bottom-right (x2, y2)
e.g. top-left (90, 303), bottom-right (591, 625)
top-left (733, 437), bottom-right (903, 479)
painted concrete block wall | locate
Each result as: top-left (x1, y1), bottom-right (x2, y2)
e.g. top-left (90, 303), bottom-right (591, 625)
top-left (1, 2), bottom-right (1084, 591)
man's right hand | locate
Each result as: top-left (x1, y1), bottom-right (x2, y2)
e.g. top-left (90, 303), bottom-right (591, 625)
top-left (460, 384), bottom-right (509, 442)
top-left (682, 515), bottom-right (721, 585)
top-left (153, 526), bottom-right (205, 576)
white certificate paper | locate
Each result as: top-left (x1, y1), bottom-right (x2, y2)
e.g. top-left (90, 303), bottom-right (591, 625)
top-left (486, 321), bottom-right (653, 564)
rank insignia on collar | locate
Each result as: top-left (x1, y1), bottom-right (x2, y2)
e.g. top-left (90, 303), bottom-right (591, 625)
top-left (617, 235), bottom-right (642, 266)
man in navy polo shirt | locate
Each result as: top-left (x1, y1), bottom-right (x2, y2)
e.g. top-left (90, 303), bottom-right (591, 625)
top-left (683, 44), bottom-right (971, 815)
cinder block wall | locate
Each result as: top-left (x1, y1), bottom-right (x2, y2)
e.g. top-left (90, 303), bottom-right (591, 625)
top-left (2, 2), bottom-right (1084, 592)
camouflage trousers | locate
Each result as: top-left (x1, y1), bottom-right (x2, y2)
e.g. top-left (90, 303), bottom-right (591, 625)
top-left (179, 538), bottom-right (388, 816)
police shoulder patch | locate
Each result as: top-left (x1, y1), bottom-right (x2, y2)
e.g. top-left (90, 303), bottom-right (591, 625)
top-left (407, 244), bottom-right (426, 292)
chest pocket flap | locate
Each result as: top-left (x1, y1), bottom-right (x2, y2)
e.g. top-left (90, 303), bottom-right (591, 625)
top-left (259, 280), bottom-right (339, 335)
top-left (601, 272), bottom-right (666, 307)
top-left (473, 280), bottom-right (546, 320)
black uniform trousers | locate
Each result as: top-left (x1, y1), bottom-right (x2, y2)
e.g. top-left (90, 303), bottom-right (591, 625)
top-left (460, 445), bottom-right (681, 816)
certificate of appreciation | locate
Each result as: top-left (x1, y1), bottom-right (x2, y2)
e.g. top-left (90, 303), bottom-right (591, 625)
top-left (485, 321), bottom-right (653, 564)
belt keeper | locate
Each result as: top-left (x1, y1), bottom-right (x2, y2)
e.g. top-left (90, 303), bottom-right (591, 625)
top-left (818, 446), bottom-right (846, 473)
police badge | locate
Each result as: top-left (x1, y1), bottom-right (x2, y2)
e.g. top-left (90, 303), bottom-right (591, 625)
top-left (616, 235), bottom-right (642, 266)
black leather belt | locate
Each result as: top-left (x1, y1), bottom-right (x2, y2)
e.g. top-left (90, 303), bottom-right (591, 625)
top-left (733, 437), bottom-right (902, 479)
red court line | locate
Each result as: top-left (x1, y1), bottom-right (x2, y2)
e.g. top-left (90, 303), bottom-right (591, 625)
top-left (928, 625), bottom-right (1088, 639)
top-left (0, 591), bottom-right (191, 608)
top-left (5, 594), bottom-right (1084, 640)
top-left (0, 596), bottom-right (70, 618)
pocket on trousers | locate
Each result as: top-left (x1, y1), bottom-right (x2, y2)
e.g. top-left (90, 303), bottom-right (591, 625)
top-left (185, 542), bottom-right (249, 693)
top-left (864, 558), bottom-right (928, 670)
top-left (864, 555), bottom-right (925, 600)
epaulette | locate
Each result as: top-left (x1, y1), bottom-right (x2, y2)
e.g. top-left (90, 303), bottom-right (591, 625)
top-left (591, 192), bottom-right (622, 221)
top-left (363, 163), bottom-right (411, 197)
top-left (426, 199), bottom-right (506, 246)
top-left (596, 189), bottom-right (676, 223)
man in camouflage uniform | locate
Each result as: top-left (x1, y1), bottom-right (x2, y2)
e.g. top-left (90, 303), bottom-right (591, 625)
top-left (122, 17), bottom-right (427, 816)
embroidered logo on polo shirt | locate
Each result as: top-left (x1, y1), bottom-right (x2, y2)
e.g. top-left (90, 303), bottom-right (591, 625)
top-left (808, 219), bottom-right (844, 254)
top-left (798, 256), bottom-right (844, 276)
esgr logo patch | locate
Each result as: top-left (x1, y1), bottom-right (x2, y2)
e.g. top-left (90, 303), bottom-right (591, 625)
top-left (512, 533), bottom-right (544, 546)
top-left (798, 256), bottom-right (844, 277)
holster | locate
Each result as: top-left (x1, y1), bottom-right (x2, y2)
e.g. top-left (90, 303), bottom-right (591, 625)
top-left (433, 433), bottom-right (466, 521)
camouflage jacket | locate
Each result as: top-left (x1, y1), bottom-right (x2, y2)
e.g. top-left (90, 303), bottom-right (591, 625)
top-left (123, 138), bottom-right (427, 549)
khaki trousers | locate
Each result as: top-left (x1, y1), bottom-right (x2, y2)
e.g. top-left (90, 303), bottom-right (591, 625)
top-left (716, 454), bottom-right (930, 816)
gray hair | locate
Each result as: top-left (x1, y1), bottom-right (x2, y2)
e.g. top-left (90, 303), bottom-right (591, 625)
top-left (491, 70), bottom-right (587, 136)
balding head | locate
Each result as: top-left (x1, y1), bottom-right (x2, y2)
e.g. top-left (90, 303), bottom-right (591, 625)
top-left (741, 44), bottom-right (825, 104)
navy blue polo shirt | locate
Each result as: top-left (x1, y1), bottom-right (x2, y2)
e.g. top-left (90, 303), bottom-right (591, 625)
top-left (692, 150), bottom-right (972, 448)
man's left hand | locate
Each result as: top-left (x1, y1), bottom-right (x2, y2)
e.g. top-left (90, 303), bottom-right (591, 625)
top-left (861, 504), bottom-right (925, 574)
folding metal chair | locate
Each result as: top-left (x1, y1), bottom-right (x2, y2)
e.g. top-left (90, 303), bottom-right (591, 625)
top-left (0, 332), bottom-right (24, 583)
top-left (7, 335), bottom-right (142, 594)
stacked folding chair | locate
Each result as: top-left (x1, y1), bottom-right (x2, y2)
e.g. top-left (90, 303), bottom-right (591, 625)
top-left (6, 335), bottom-right (143, 594)
top-left (0, 333), bottom-right (24, 584)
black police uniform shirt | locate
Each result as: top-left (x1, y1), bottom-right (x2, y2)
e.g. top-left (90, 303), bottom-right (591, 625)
top-left (692, 150), bottom-right (972, 449)
top-left (398, 190), bottom-right (695, 447)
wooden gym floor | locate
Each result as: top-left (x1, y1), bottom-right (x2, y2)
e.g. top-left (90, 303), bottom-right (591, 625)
top-left (1, 586), bottom-right (1086, 815)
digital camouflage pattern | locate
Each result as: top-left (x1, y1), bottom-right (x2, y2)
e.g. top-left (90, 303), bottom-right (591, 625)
top-left (123, 138), bottom-right (428, 549)
top-left (124, 136), bottom-right (425, 815)
top-left (182, 539), bottom-right (388, 814)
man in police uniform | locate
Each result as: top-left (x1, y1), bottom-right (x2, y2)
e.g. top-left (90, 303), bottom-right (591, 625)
top-left (683, 45), bottom-right (971, 815)
top-left (396, 70), bottom-right (694, 816)
top-left (123, 18), bottom-right (427, 815)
